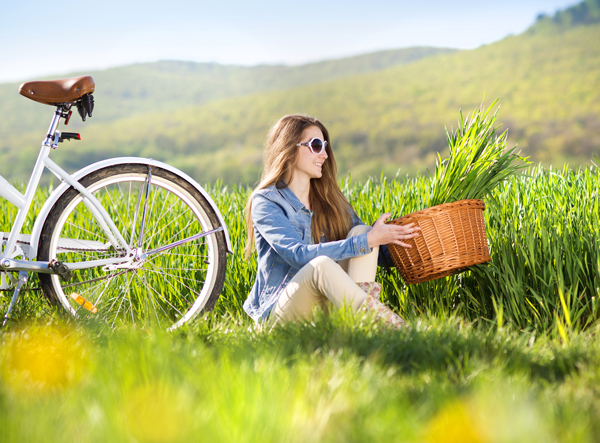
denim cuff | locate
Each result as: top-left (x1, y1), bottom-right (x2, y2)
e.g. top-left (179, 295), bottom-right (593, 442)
top-left (353, 233), bottom-right (371, 256)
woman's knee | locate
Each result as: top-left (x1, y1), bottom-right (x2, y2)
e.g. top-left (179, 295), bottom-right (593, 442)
top-left (347, 224), bottom-right (371, 238)
top-left (308, 255), bottom-right (337, 270)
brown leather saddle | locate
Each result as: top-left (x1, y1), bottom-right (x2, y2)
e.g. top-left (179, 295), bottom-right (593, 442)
top-left (19, 76), bottom-right (95, 106)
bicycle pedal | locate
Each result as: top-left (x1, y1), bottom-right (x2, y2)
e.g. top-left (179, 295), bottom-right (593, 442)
top-left (48, 259), bottom-right (73, 282)
top-left (69, 292), bottom-right (98, 314)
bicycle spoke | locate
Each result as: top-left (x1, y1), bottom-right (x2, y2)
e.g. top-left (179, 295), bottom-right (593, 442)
top-left (142, 245), bottom-right (207, 263)
top-left (65, 217), bottom-right (107, 242)
top-left (61, 269), bottom-right (129, 289)
top-left (152, 267), bottom-right (208, 272)
top-left (137, 269), bottom-right (165, 328)
top-left (148, 253), bottom-right (209, 259)
top-left (109, 271), bottom-right (136, 328)
top-left (103, 186), bottom-right (128, 232)
top-left (129, 181), bottom-right (145, 247)
top-left (135, 272), bottom-right (186, 318)
top-left (136, 168), bottom-right (153, 249)
top-left (147, 191), bottom-right (171, 242)
top-left (144, 203), bottom-right (190, 246)
top-left (120, 181), bottom-right (134, 244)
top-left (72, 270), bottom-right (124, 315)
top-left (129, 284), bottom-right (135, 326)
top-left (145, 261), bottom-right (201, 292)
top-left (145, 216), bottom-right (196, 251)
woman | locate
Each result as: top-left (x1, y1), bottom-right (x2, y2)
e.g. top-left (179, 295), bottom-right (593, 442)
top-left (243, 114), bottom-right (420, 327)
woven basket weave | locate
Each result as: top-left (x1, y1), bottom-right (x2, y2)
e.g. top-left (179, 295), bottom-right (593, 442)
top-left (386, 199), bottom-right (491, 284)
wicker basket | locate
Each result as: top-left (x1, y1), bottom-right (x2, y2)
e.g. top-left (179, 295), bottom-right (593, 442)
top-left (386, 199), bottom-right (491, 284)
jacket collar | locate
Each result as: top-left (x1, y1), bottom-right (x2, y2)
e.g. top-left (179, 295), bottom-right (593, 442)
top-left (276, 181), bottom-right (306, 212)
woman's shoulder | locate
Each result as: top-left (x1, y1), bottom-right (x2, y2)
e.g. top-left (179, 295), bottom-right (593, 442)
top-left (254, 184), bottom-right (277, 196)
top-left (251, 185), bottom-right (285, 213)
top-left (253, 186), bottom-right (278, 204)
top-left (253, 183), bottom-right (287, 202)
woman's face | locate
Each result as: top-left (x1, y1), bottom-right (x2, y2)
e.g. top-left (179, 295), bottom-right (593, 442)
top-left (293, 125), bottom-right (328, 182)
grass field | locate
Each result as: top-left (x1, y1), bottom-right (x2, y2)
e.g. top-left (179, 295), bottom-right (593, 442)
top-left (3, 315), bottom-right (600, 442)
top-left (1, 162), bottom-right (599, 442)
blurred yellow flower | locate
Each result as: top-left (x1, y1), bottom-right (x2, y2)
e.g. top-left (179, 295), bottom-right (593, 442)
top-left (122, 382), bottom-right (191, 443)
top-left (1, 324), bottom-right (87, 393)
top-left (424, 399), bottom-right (488, 443)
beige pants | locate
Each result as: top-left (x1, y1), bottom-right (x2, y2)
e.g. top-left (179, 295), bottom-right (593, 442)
top-left (270, 225), bottom-right (379, 325)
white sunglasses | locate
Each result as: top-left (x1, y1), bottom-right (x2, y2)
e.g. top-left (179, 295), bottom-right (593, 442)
top-left (296, 137), bottom-right (328, 154)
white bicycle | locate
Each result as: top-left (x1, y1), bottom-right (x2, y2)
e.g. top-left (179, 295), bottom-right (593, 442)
top-left (1, 76), bottom-right (232, 330)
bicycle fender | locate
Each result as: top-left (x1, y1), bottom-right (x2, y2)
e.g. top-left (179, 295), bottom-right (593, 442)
top-left (30, 157), bottom-right (233, 258)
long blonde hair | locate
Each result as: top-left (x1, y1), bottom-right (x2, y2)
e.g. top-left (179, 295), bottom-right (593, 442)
top-left (244, 114), bottom-right (354, 258)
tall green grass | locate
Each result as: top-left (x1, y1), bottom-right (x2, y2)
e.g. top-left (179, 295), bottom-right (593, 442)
top-left (1, 163), bottom-right (599, 336)
top-left (345, 164), bottom-right (600, 335)
top-left (428, 100), bottom-right (528, 207)
top-left (203, 163), bottom-right (600, 337)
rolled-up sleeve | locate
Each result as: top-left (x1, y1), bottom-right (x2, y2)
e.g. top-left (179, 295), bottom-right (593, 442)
top-left (352, 210), bottom-right (395, 268)
top-left (252, 194), bottom-right (371, 269)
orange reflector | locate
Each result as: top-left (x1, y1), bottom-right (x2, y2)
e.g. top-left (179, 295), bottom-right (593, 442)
top-left (69, 292), bottom-right (98, 314)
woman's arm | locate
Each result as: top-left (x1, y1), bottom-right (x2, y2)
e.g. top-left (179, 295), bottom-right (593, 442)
top-left (252, 194), bottom-right (371, 269)
top-left (350, 209), bottom-right (419, 249)
top-left (351, 210), bottom-right (419, 265)
top-left (367, 213), bottom-right (420, 249)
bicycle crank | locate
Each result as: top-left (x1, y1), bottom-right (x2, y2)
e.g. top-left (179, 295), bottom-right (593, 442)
top-left (1, 258), bottom-right (73, 282)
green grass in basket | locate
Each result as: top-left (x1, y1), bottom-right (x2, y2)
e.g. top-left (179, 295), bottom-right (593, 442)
top-left (428, 99), bottom-right (529, 208)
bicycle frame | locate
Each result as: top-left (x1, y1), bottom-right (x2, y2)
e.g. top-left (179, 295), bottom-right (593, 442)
top-left (0, 106), bottom-right (233, 278)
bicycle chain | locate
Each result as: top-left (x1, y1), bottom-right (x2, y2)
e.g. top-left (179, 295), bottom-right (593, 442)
top-left (1, 239), bottom-right (127, 293)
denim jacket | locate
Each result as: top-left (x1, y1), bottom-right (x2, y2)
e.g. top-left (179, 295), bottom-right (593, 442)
top-left (243, 183), bottom-right (372, 322)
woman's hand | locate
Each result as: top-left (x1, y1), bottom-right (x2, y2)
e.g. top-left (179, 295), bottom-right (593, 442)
top-left (367, 213), bottom-right (421, 249)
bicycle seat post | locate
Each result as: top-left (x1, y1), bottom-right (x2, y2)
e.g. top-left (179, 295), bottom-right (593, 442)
top-left (44, 106), bottom-right (66, 148)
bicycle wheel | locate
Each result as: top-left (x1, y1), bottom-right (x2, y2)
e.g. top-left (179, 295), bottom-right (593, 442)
top-left (38, 163), bottom-right (227, 330)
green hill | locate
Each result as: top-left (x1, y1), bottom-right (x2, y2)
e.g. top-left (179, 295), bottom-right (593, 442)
top-left (0, 47), bottom-right (454, 132)
top-left (0, 0), bottom-right (598, 185)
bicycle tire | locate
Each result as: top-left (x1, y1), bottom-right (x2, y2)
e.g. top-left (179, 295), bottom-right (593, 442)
top-left (38, 163), bottom-right (227, 330)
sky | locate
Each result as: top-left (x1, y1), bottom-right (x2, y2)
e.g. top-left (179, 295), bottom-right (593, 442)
top-left (0, 0), bottom-right (577, 83)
